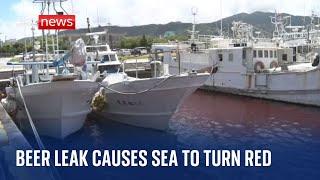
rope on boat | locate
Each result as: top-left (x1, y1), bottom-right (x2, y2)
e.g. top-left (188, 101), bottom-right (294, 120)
top-left (16, 78), bottom-right (45, 149)
top-left (15, 78), bottom-right (60, 180)
top-left (92, 75), bottom-right (176, 111)
top-left (97, 75), bottom-right (175, 95)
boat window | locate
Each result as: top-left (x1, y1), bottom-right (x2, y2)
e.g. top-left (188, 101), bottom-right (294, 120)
top-left (282, 54), bottom-right (288, 61)
top-left (298, 46), bottom-right (302, 53)
top-left (100, 46), bottom-right (108, 51)
top-left (270, 50), bottom-right (273, 58)
top-left (86, 47), bottom-right (93, 52)
top-left (242, 49), bottom-right (246, 59)
top-left (102, 55), bottom-right (110, 62)
top-left (86, 46), bottom-right (108, 52)
top-left (218, 54), bottom-right (223, 61)
top-left (110, 54), bottom-right (117, 61)
top-left (258, 50), bottom-right (263, 58)
top-left (253, 50), bottom-right (257, 58)
top-left (229, 53), bottom-right (233, 62)
top-left (274, 51), bottom-right (277, 58)
top-left (264, 50), bottom-right (268, 58)
top-left (303, 46), bottom-right (309, 54)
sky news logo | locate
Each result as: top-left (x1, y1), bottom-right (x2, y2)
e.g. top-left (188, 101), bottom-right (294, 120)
top-left (38, 15), bottom-right (76, 30)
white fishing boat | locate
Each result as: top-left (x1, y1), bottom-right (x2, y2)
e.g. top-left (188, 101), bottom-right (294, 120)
top-left (201, 46), bottom-right (320, 106)
top-left (5, 78), bottom-right (98, 138)
top-left (95, 72), bottom-right (209, 130)
top-left (161, 12), bottom-right (320, 106)
top-left (87, 32), bottom-right (210, 130)
top-left (3, 39), bottom-right (99, 139)
top-left (2, 0), bottom-right (99, 139)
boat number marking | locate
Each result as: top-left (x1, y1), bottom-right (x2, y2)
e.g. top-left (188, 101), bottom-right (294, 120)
top-left (117, 100), bottom-right (143, 106)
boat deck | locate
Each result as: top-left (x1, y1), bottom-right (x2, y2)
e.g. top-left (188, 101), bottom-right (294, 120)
top-left (266, 62), bottom-right (317, 74)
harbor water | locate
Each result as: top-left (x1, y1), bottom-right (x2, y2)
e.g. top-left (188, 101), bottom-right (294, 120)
top-left (24, 90), bottom-right (320, 180)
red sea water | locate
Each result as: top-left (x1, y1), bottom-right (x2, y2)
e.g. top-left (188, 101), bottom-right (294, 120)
top-left (25, 90), bottom-right (320, 180)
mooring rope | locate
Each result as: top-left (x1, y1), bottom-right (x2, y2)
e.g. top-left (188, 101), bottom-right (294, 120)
top-left (15, 78), bottom-right (60, 180)
top-left (97, 75), bottom-right (175, 95)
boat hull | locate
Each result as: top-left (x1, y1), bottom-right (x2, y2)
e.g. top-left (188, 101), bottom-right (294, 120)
top-left (7, 80), bottom-right (99, 139)
top-left (202, 85), bottom-right (320, 107)
top-left (202, 67), bottom-right (320, 107)
top-left (97, 73), bottom-right (209, 130)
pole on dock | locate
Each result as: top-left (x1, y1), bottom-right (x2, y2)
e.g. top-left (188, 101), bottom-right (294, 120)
top-left (31, 21), bottom-right (39, 83)
top-left (136, 58), bottom-right (138, 78)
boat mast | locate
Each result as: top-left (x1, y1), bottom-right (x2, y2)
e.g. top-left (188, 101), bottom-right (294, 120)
top-left (191, 7), bottom-right (198, 43)
top-left (31, 21), bottom-right (39, 83)
top-left (33, 0), bottom-right (69, 77)
top-left (87, 17), bottom-right (91, 33)
top-left (45, 1), bottom-right (50, 76)
top-left (220, 0), bottom-right (223, 37)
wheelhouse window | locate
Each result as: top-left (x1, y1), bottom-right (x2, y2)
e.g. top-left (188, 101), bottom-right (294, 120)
top-left (258, 50), bottom-right (263, 58)
top-left (99, 46), bottom-right (108, 51)
top-left (86, 46), bottom-right (108, 53)
top-left (242, 49), bottom-right (246, 59)
top-left (270, 50), bottom-right (273, 58)
top-left (264, 50), bottom-right (268, 58)
top-left (110, 54), bottom-right (117, 61)
top-left (298, 46), bottom-right (302, 53)
top-left (102, 55), bottom-right (110, 62)
top-left (218, 54), bottom-right (223, 61)
top-left (282, 54), bottom-right (288, 61)
top-left (303, 46), bottom-right (310, 54)
top-left (253, 50), bottom-right (257, 58)
top-left (86, 47), bottom-right (93, 52)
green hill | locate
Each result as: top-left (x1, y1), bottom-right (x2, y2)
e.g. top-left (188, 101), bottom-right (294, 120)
top-left (59, 11), bottom-right (312, 38)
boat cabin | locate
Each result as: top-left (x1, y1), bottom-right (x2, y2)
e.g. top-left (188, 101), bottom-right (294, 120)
top-left (86, 44), bottom-right (122, 75)
top-left (208, 46), bottom-right (294, 73)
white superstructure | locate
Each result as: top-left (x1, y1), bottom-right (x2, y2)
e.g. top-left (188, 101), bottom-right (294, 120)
top-left (159, 11), bottom-right (320, 106)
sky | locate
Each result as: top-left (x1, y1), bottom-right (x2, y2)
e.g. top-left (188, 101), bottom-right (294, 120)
top-left (0, 0), bottom-right (320, 41)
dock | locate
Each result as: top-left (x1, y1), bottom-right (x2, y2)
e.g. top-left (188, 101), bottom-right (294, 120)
top-left (0, 70), bottom-right (24, 80)
top-left (0, 103), bottom-right (54, 180)
top-left (0, 58), bottom-right (24, 80)
top-left (0, 58), bottom-right (24, 95)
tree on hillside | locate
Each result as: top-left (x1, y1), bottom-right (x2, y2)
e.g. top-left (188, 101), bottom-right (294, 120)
top-left (140, 34), bottom-right (148, 47)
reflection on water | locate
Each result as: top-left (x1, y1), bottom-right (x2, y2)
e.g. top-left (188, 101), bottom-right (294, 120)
top-left (171, 91), bottom-right (320, 148)
top-left (26, 90), bottom-right (320, 180)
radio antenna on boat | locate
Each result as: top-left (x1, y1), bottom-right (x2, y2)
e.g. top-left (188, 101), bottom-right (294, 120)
top-left (96, 8), bottom-right (100, 27)
top-left (87, 17), bottom-right (92, 33)
top-left (270, 11), bottom-right (290, 40)
top-left (191, 7), bottom-right (198, 42)
top-left (189, 7), bottom-right (198, 43)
